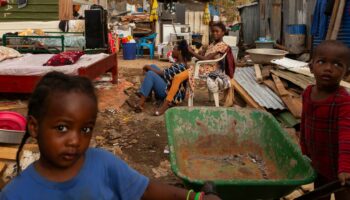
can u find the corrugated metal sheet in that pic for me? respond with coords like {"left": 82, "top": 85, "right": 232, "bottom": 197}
{"left": 238, "top": 3, "right": 260, "bottom": 45}
{"left": 239, "top": 0, "right": 317, "bottom": 47}
{"left": 282, "top": 0, "right": 317, "bottom": 48}
{"left": 253, "top": 0, "right": 317, "bottom": 47}
{"left": 313, "top": 0, "right": 350, "bottom": 48}
{"left": 234, "top": 67, "right": 286, "bottom": 110}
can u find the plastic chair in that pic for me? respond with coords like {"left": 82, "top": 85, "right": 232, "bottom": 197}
{"left": 136, "top": 33, "right": 157, "bottom": 59}
{"left": 188, "top": 52, "right": 228, "bottom": 107}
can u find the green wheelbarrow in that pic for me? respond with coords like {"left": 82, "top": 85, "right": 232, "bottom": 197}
{"left": 165, "top": 107, "right": 316, "bottom": 200}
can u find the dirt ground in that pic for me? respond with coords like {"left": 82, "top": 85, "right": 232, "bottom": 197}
{"left": 0, "top": 55, "right": 215, "bottom": 186}
{"left": 96, "top": 55, "right": 218, "bottom": 185}
{"left": 0, "top": 55, "right": 308, "bottom": 198}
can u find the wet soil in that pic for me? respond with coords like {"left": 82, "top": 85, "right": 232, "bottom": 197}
{"left": 177, "top": 121, "right": 284, "bottom": 181}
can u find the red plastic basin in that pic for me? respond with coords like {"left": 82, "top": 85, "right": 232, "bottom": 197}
{"left": 0, "top": 111, "right": 26, "bottom": 131}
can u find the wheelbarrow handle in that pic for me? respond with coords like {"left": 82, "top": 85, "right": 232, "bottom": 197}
{"left": 296, "top": 180, "right": 350, "bottom": 200}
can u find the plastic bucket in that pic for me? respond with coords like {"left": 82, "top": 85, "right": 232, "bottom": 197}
{"left": 123, "top": 43, "right": 137, "bottom": 60}
{"left": 192, "top": 34, "right": 203, "bottom": 48}
{"left": 287, "top": 24, "right": 306, "bottom": 35}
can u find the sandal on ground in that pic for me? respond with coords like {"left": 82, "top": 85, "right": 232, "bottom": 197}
{"left": 126, "top": 100, "right": 143, "bottom": 113}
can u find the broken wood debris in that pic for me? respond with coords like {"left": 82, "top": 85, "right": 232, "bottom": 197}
{"left": 254, "top": 64, "right": 263, "bottom": 83}
{"left": 272, "top": 75, "right": 302, "bottom": 118}
{"left": 271, "top": 69, "right": 314, "bottom": 89}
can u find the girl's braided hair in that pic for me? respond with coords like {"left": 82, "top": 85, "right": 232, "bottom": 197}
{"left": 16, "top": 71, "right": 97, "bottom": 174}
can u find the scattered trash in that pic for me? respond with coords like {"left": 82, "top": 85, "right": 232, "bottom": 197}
{"left": 152, "top": 160, "right": 171, "bottom": 178}
{"left": 163, "top": 145, "right": 169, "bottom": 154}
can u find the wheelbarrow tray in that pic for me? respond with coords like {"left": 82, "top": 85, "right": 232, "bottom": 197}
{"left": 165, "top": 107, "right": 316, "bottom": 200}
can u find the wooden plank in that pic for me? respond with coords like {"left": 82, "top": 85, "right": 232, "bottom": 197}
{"left": 259, "top": 0, "right": 266, "bottom": 35}
{"left": 0, "top": 144, "right": 39, "bottom": 161}
{"left": 7, "top": 0, "right": 57, "bottom": 4}
{"left": 261, "top": 65, "right": 273, "bottom": 79}
{"left": 272, "top": 75, "right": 301, "bottom": 118}
{"left": 0, "top": 5, "right": 58, "bottom": 12}
{"left": 0, "top": 162, "right": 7, "bottom": 174}
{"left": 264, "top": 79, "right": 300, "bottom": 97}
{"left": 271, "top": 69, "right": 313, "bottom": 89}
{"left": 0, "top": 13, "right": 58, "bottom": 21}
{"left": 263, "top": 79, "right": 279, "bottom": 94}
{"left": 254, "top": 64, "right": 263, "bottom": 83}
{"left": 0, "top": 146, "right": 19, "bottom": 160}
{"left": 330, "top": 0, "right": 345, "bottom": 40}
{"left": 271, "top": 0, "right": 282, "bottom": 41}
{"left": 272, "top": 74, "right": 289, "bottom": 97}
{"left": 326, "top": 0, "right": 340, "bottom": 39}
{"left": 230, "top": 79, "right": 262, "bottom": 109}
{"left": 0, "top": 103, "right": 26, "bottom": 111}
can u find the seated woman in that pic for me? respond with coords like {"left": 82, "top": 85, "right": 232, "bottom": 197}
{"left": 155, "top": 22, "right": 231, "bottom": 115}
{"left": 132, "top": 40, "right": 192, "bottom": 113}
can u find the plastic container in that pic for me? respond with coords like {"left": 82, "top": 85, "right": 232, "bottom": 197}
{"left": 286, "top": 24, "right": 306, "bottom": 54}
{"left": 255, "top": 41, "right": 275, "bottom": 49}
{"left": 0, "top": 111, "right": 26, "bottom": 131}
{"left": 165, "top": 107, "right": 316, "bottom": 200}
{"left": 246, "top": 48, "right": 288, "bottom": 64}
{"left": 192, "top": 34, "right": 203, "bottom": 47}
{"left": 122, "top": 43, "right": 137, "bottom": 60}
{"left": 287, "top": 24, "right": 307, "bottom": 35}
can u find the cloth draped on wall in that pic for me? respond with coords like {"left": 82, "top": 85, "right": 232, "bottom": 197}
{"left": 311, "top": 0, "right": 330, "bottom": 39}
{"left": 149, "top": 0, "right": 158, "bottom": 22}
{"left": 59, "top": 0, "right": 73, "bottom": 20}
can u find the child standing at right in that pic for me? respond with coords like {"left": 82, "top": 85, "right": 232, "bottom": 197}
{"left": 300, "top": 40, "right": 350, "bottom": 199}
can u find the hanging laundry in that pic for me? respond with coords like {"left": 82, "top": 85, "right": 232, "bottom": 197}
{"left": 17, "top": 0, "right": 27, "bottom": 9}
{"left": 203, "top": 2, "right": 210, "bottom": 25}
{"left": 0, "top": 0, "right": 8, "bottom": 7}
{"left": 149, "top": 0, "right": 158, "bottom": 22}
{"left": 311, "top": 0, "right": 329, "bottom": 39}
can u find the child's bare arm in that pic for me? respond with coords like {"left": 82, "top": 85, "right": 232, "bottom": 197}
{"left": 142, "top": 180, "right": 220, "bottom": 200}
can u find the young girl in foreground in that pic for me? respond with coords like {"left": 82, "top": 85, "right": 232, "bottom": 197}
{"left": 0, "top": 72, "right": 220, "bottom": 200}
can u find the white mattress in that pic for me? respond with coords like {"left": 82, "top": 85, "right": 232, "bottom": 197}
{"left": 0, "top": 53, "right": 109, "bottom": 76}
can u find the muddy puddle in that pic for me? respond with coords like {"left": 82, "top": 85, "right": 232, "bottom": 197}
{"left": 176, "top": 120, "right": 285, "bottom": 180}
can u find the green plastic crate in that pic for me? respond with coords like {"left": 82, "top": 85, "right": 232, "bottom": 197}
{"left": 165, "top": 107, "right": 316, "bottom": 200}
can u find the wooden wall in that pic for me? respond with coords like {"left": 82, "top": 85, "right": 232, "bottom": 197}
{"left": 185, "top": 11, "right": 210, "bottom": 45}
{"left": 0, "top": 0, "right": 58, "bottom": 22}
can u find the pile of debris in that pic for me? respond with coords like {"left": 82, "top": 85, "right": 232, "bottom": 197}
{"left": 232, "top": 57, "right": 350, "bottom": 128}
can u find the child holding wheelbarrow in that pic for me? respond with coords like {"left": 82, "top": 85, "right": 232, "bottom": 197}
{"left": 300, "top": 40, "right": 350, "bottom": 199}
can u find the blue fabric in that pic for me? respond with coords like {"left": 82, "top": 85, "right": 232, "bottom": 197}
{"left": 311, "top": 0, "right": 329, "bottom": 39}
{"left": 139, "top": 64, "right": 167, "bottom": 99}
{"left": 0, "top": 148, "right": 149, "bottom": 200}
{"left": 209, "top": 5, "right": 220, "bottom": 16}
